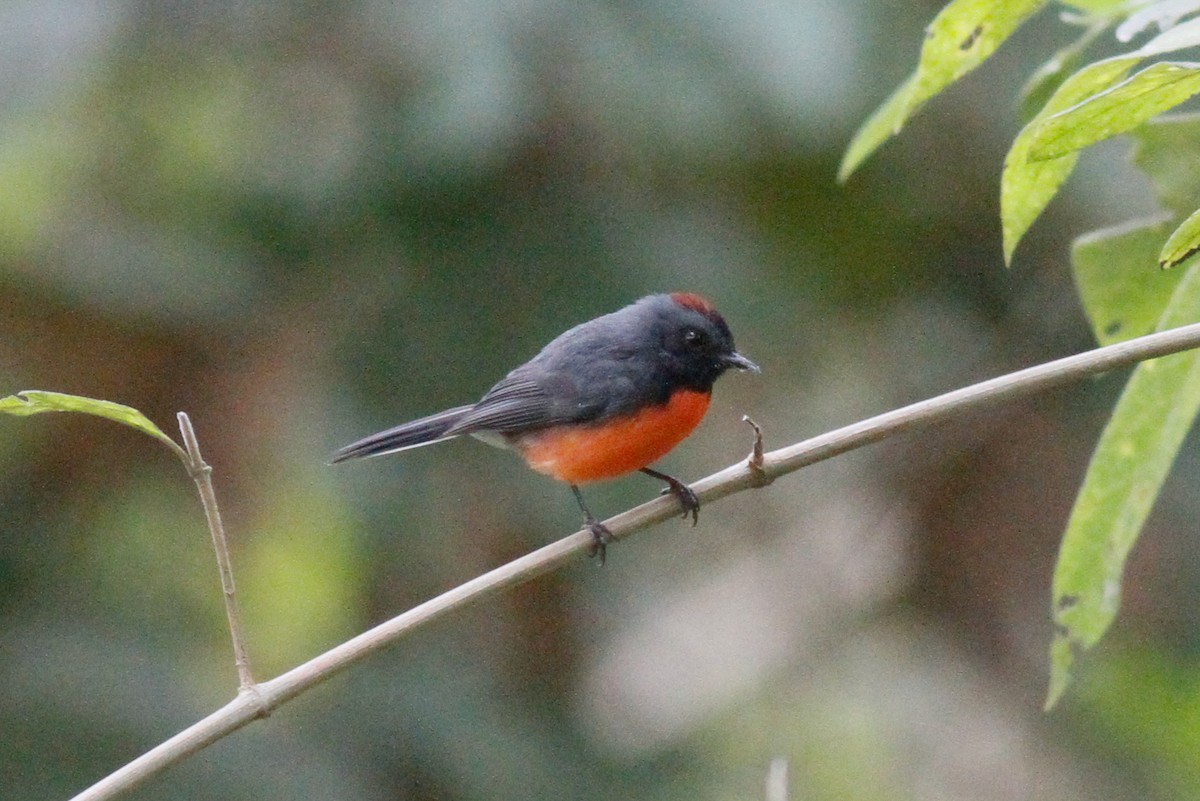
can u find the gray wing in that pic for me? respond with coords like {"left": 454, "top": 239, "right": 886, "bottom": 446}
{"left": 444, "top": 372, "right": 606, "bottom": 435}
{"left": 447, "top": 301, "right": 661, "bottom": 436}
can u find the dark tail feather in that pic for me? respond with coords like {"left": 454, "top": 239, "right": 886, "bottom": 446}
{"left": 330, "top": 405, "right": 473, "bottom": 463}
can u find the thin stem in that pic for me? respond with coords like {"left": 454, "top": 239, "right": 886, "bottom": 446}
{"left": 177, "top": 412, "right": 256, "bottom": 690}
{"left": 71, "top": 321, "right": 1200, "bottom": 801}
{"left": 766, "top": 757, "right": 789, "bottom": 801}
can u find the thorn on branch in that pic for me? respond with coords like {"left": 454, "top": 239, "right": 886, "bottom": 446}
{"left": 743, "top": 415, "right": 772, "bottom": 488}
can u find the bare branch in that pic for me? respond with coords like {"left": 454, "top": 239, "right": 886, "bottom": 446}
{"left": 69, "top": 321, "right": 1200, "bottom": 801}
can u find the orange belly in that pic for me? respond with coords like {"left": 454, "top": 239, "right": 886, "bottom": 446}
{"left": 516, "top": 390, "right": 711, "bottom": 484}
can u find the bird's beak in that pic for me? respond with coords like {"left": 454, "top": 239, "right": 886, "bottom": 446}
{"left": 724, "top": 351, "right": 760, "bottom": 373}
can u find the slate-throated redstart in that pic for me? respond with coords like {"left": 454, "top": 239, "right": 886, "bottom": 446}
{"left": 331, "top": 292, "right": 758, "bottom": 562}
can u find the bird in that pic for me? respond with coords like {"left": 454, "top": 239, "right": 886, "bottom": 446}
{"left": 331, "top": 292, "right": 758, "bottom": 562}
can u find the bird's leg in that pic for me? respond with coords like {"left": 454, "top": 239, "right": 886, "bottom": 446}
{"left": 572, "top": 485, "right": 613, "bottom": 565}
{"left": 641, "top": 467, "right": 699, "bottom": 526}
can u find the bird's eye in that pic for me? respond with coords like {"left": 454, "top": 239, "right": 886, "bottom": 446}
{"left": 683, "top": 328, "right": 707, "bottom": 348}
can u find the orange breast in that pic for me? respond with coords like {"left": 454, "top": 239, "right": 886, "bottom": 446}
{"left": 516, "top": 390, "right": 711, "bottom": 484}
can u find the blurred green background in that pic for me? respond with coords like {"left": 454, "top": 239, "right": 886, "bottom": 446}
{"left": 3, "top": 2, "right": 1198, "bottom": 799}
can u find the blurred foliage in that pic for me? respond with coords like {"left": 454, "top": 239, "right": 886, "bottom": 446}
{"left": 4, "top": 2, "right": 1200, "bottom": 801}
{"left": 845, "top": 0, "right": 1200, "bottom": 709}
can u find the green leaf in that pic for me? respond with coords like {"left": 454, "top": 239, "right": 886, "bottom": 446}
{"left": 838, "top": 74, "right": 917, "bottom": 182}
{"left": 840, "top": 0, "right": 1045, "bottom": 179}
{"left": 1002, "top": 56, "right": 1140, "bottom": 263}
{"left": 1073, "top": 218, "right": 1187, "bottom": 344}
{"left": 907, "top": 0, "right": 1048, "bottom": 113}
{"left": 0, "top": 390, "right": 185, "bottom": 460}
{"left": 1048, "top": 259, "right": 1200, "bottom": 709}
{"left": 1059, "top": 0, "right": 1130, "bottom": 11}
{"left": 1160, "top": 206, "right": 1200, "bottom": 268}
{"left": 1005, "top": 21, "right": 1200, "bottom": 261}
{"left": 1131, "top": 113, "right": 1200, "bottom": 217}
{"left": 1018, "top": 21, "right": 1109, "bottom": 124}
{"left": 1030, "top": 61, "right": 1200, "bottom": 162}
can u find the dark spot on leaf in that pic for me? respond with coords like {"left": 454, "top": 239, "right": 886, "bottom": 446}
{"left": 1056, "top": 594, "right": 1079, "bottom": 613}
{"left": 1104, "top": 321, "right": 1122, "bottom": 338}
{"left": 1052, "top": 625, "right": 1085, "bottom": 658}
{"left": 960, "top": 24, "right": 984, "bottom": 50}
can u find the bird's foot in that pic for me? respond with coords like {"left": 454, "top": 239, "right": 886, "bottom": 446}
{"left": 585, "top": 517, "right": 615, "bottom": 566}
{"left": 658, "top": 476, "right": 700, "bottom": 526}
